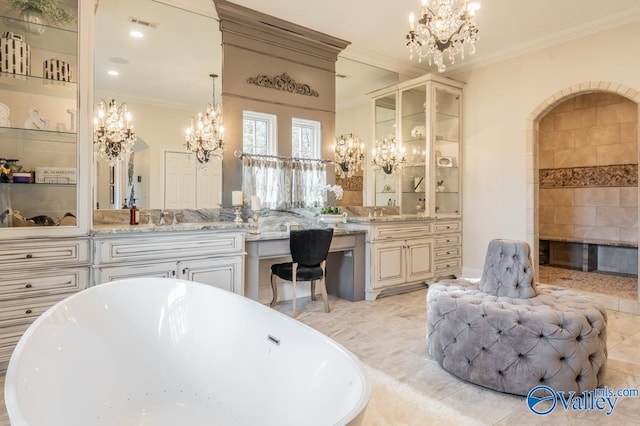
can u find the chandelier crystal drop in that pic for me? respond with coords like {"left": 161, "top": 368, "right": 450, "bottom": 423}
{"left": 334, "top": 133, "right": 365, "bottom": 178}
{"left": 93, "top": 99, "right": 137, "bottom": 166}
{"left": 185, "top": 73, "right": 224, "bottom": 167}
{"left": 372, "top": 137, "right": 406, "bottom": 175}
{"left": 405, "top": 0, "right": 480, "bottom": 72}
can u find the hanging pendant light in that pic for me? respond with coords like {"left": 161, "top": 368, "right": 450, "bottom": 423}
{"left": 185, "top": 73, "right": 224, "bottom": 168}
{"left": 93, "top": 99, "right": 137, "bottom": 166}
{"left": 334, "top": 133, "right": 364, "bottom": 178}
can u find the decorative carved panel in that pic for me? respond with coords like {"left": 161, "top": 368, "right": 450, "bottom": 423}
{"left": 246, "top": 73, "right": 319, "bottom": 97}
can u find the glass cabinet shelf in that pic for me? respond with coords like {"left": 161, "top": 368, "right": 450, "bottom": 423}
{"left": 0, "top": 15, "right": 78, "bottom": 55}
{"left": 0, "top": 72, "right": 76, "bottom": 97}
{"left": 0, "top": 127, "right": 76, "bottom": 143}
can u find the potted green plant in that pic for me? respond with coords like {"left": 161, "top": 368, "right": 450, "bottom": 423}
{"left": 7, "top": 0, "right": 74, "bottom": 33}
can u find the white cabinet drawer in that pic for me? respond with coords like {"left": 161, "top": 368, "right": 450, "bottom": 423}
{"left": 0, "top": 294, "right": 74, "bottom": 328}
{"left": 434, "top": 221, "right": 461, "bottom": 234}
{"left": 434, "top": 245, "right": 461, "bottom": 260}
{"left": 0, "top": 267, "right": 89, "bottom": 299}
{"left": 0, "top": 239, "right": 90, "bottom": 268}
{"left": 434, "top": 258, "right": 462, "bottom": 273}
{"left": 0, "top": 324, "right": 30, "bottom": 363}
{"left": 95, "top": 232, "right": 243, "bottom": 264}
{"left": 371, "top": 223, "right": 432, "bottom": 241}
{"left": 434, "top": 234, "right": 461, "bottom": 247}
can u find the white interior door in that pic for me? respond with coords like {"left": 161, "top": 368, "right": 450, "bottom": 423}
{"left": 164, "top": 151, "right": 196, "bottom": 209}
{"left": 196, "top": 157, "right": 222, "bottom": 208}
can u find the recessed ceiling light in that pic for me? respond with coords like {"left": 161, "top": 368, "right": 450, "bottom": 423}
{"left": 107, "top": 70, "right": 120, "bottom": 77}
{"left": 129, "top": 30, "right": 144, "bottom": 38}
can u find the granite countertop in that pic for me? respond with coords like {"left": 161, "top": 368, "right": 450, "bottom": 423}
{"left": 91, "top": 221, "right": 247, "bottom": 235}
{"left": 91, "top": 222, "right": 367, "bottom": 239}
{"left": 345, "top": 213, "right": 433, "bottom": 224}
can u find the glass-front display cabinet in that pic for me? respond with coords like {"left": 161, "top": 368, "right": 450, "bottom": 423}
{"left": 0, "top": 0, "right": 89, "bottom": 237}
{"left": 370, "top": 74, "right": 463, "bottom": 217}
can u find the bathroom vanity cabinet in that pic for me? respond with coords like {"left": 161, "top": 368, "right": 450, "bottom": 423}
{"left": 92, "top": 230, "right": 245, "bottom": 295}
{"left": 345, "top": 217, "right": 461, "bottom": 301}
{"left": 0, "top": 237, "right": 91, "bottom": 367}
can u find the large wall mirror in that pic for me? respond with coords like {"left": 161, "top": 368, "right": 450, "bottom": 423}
{"left": 93, "top": 0, "right": 398, "bottom": 213}
{"left": 94, "top": 0, "right": 221, "bottom": 210}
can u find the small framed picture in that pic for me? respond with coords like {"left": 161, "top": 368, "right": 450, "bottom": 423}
{"left": 437, "top": 156, "right": 454, "bottom": 167}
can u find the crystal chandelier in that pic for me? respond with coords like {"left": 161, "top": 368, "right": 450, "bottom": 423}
{"left": 93, "top": 99, "right": 137, "bottom": 166}
{"left": 185, "top": 73, "right": 224, "bottom": 167}
{"left": 372, "top": 137, "right": 406, "bottom": 174}
{"left": 334, "top": 133, "right": 364, "bottom": 178}
{"left": 405, "top": 0, "right": 480, "bottom": 72}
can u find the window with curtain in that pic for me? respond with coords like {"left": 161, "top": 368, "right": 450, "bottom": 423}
{"left": 291, "top": 118, "right": 324, "bottom": 207}
{"left": 241, "top": 113, "right": 326, "bottom": 209}
{"left": 242, "top": 111, "right": 282, "bottom": 207}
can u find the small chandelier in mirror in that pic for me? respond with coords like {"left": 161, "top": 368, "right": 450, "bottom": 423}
{"left": 93, "top": 99, "right": 137, "bottom": 166}
{"left": 334, "top": 133, "right": 364, "bottom": 178}
{"left": 185, "top": 73, "right": 224, "bottom": 167}
{"left": 372, "top": 137, "right": 405, "bottom": 175}
{"left": 405, "top": 0, "right": 480, "bottom": 72}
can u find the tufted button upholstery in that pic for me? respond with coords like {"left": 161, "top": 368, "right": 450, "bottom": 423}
{"left": 426, "top": 240, "right": 607, "bottom": 397}
{"left": 479, "top": 239, "right": 536, "bottom": 298}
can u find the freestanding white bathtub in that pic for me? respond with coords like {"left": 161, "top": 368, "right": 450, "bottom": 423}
{"left": 5, "top": 277, "right": 370, "bottom": 425}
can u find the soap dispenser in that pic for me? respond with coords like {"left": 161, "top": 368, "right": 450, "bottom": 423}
{"left": 129, "top": 199, "right": 139, "bottom": 225}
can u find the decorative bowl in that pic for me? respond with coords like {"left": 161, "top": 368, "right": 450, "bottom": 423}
{"left": 319, "top": 213, "right": 347, "bottom": 227}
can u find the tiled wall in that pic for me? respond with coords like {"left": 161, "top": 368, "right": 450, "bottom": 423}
{"left": 539, "top": 93, "right": 638, "bottom": 243}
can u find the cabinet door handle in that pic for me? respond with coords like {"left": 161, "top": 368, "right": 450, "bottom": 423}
{"left": 25, "top": 309, "right": 32, "bottom": 314}
{"left": 25, "top": 254, "right": 33, "bottom": 259}
{"left": 171, "top": 270, "right": 176, "bottom": 277}
{"left": 25, "top": 284, "right": 33, "bottom": 289}
{"left": 182, "top": 268, "right": 188, "bottom": 275}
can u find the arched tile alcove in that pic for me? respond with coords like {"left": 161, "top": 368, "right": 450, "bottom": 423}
{"left": 526, "top": 82, "right": 640, "bottom": 313}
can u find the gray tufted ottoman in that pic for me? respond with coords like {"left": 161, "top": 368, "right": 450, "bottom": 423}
{"left": 427, "top": 239, "right": 607, "bottom": 396}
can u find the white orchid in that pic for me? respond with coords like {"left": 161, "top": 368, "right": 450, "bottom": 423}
{"left": 319, "top": 184, "right": 343, "bottom": 201}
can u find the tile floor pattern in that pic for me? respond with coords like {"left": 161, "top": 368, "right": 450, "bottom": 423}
{"left": 539, "top": 265, "right": 637, "bottom": 300}
{"left": 1, "top": 286, "right": 639, "bottom": 425}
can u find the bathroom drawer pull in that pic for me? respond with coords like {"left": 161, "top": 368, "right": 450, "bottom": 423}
{"left": 25, "top": 284, "right": 33, "bottom": 288}
{"left": 25, "top": 309, "right": 32, "bottom": 314}
{"left": 171, "top": 270, "right": 176, "bottom": 277}
{"left": 25, "top": 254, "right": 33, "bottom": 259}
